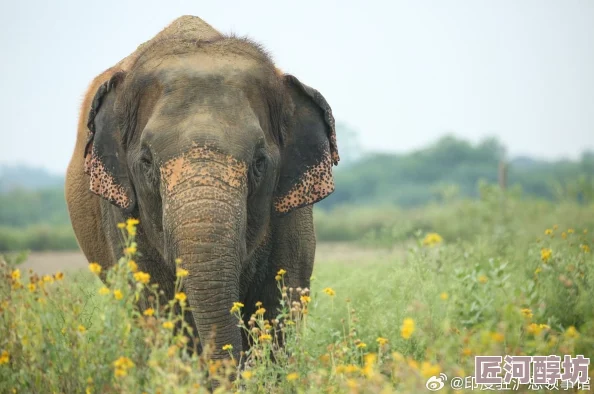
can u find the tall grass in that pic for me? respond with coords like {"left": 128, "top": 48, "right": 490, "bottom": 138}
{"left": 1, "top": 185, "right": 593, "bottom": 393}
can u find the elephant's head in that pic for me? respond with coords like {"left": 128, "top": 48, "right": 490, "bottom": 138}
{"left": 83, "top": 37, "right": 339, "bottom": 358}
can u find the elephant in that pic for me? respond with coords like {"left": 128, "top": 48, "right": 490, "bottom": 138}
{"left": 65, "top": 15, "right": 339, "bottom": 361}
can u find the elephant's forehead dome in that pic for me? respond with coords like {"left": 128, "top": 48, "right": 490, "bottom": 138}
{"left": 130, "top": 36, "right": 275, "bottom": 78}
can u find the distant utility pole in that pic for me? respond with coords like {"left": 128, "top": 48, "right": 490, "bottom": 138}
{"left": 498, "top": 161, "right": 508, "bottom": 191}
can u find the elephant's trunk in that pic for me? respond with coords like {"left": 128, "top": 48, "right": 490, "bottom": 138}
{"left": 161, "top": 149, "right": 248, "bottom": 360}
{"left": 173, "top": 219, "right": 243, "bottom": 360}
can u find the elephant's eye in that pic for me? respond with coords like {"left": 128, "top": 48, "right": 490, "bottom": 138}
{"left": 141, "top": 156, "right": 152, "bottom": 167}
{"left": 140, "top": 150, "right": 153, "bottom": 167}
{"left": 253, "top": 155, "right": 267, "bottom": 178}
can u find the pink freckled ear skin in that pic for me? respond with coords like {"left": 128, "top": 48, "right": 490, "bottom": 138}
{"left": 274, "top": 152, "right": 335, "bottom": 213}
{"left": 84, "top": 145, "right": 131, "bottom": 209}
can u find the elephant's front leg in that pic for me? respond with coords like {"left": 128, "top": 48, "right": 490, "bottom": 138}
{"left": 255, "top": 206, "right": 316, "bottom": 345}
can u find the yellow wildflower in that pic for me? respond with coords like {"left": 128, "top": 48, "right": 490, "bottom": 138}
{"left": 362, "top": 353, "right": 377, "bottom": 377}
{"left": 527, "top": 323, "right": 550, "bottom": 336}
{"left": 401, "top": 318, "right": 415, "bottom": 339}
{"left": 28, "top": 283, "right": 36, "bottom": 293}
{"left": 241, "top": 370, "right": 253, "bottom": 380}
{"left": 125, "top": 218, "right": 139, "bottom": 236}
{"left": 561, "top": 232, "right": 567, "bottom": 239}
{"left": 0, "top": 350, "right": 9, "bottom": 364}
{"left": 376, "top": 337, "right": 389, "bottom": 346}
{"left": 113, "top": 290, "right": 123, "bottom": 300}
{"left": 42, "top": 275, "right": 53, "bottom": 284}
{"left": 300, "top": 295, "right": 311, "bottom": 304}
{"left": 323, "top": 287, "right": 336, "bottom": 296}
{"left": 277, "top": 268, "right": 287, "bottom": 276}
{"left": 174, "top": 292, "right": 187, "bottom": 303}
{"left": 286, "top": 372, "right": 299, "bottom": 382}
{"left": 255, "top": 307, "right": 266, "bottom": 316}
{"left": 99, "top": 287, "right": 110, "bottom": 295}
{"left": 11, "top": 269, "right": 20, "bottom": 281}
{"left": 346, "top": 379, "right": 358, "bottom": 389}
{"left": 440, "top": 292, "right": 449, "bottom": 300}
{"left": 490, "top": 332, "right": 504, "bottom": 343}
{"left": 143, "top": 308, "right": 154, "bottom": 316}
{"left": 259, "top": 334, "right": 272, "bottom": 342}
{"left": 117, "top": 222, "right": 126, "bottom": 229}
{"left": 462, "top": 348, "right": 472, "bottom": 356}
{"left": 255, "top": 301, "right": 263, "bottom": 307}
{"left": 78, "top": 325, "right": 86, "bottom": 333}
{"left": 520, "top": 308, "right": 533, "bottom": 319}
{"left": 113, "top": 356, "right": 134, "bottom": 378}
{"left": 421, "top": 362, "right": 441, "bottom": 378}
{"left": 167, "top": 345, "right": 178, "bottom": 358}
{"left": 407, "top": 358, "right": 419, "bottom": 370}
{"left": 540, "top": 248, "right": 552, "bottom": 262}
{"left": 176, "top": 268, "right": 189, "bottom": 277}
{"left": 54, "top": 272, "right": 64, "bottom": 280}
{"left": 275, "top": 275, "right": 282, "bottom": 281}
{"left": 222, "top": 344, "right": 233, "bottom": 351}
{"left": 113, "top": 357, "right": 134, "bottom": 369}
{"left": 356, "top": 342, "right": 367, "bottom": 349}
{"left": 534, "top": 267, "right": 542, "bottom": 275}
{"left": 162, "top": 321, "right": 174, "bottom": 330}
{"left": 230, "top": 302, "right": 244, "bottom": 313}
{"left": 580, "top": 244, "right": 590, "bottom": 253}
{"left": 478, "top": 275, "right": 488, "bottom": 284}
{"left": 565, "top": 326, "right": 579, "bottom": 338}
{"left": 127, "top": 260, "right": 138, "bottom": 273}
{"left": 422, "top": 232, "right": 443, "bottom": 247}
{"left": 545, "top": 229, "right": 553, "bottom": 236}
{"left": 88, "top": 263, "right": 102, "bottom": 275}
{"left": 133, "top": 271, "right": 150, "bottom": 284}
{"left": 125, "top": 246, "right": 137, "bottom": 255}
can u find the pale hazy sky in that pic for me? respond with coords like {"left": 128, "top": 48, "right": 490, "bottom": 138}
{"left": 1, "top": 0, "right": 592, "bottom": 173}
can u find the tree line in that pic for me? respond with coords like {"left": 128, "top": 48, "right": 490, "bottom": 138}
{"left": 0, "top": 129, "right": 592, "bottom": 251}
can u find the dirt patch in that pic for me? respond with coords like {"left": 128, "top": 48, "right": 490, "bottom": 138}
{"left": 17, "top": 251, "right": 88, "bottom": 276}
{"left": 314, "top": 242, "right": 408, "bottom": 265}
{"left": 6, "top": 242, "right": 405, "bottom": 275}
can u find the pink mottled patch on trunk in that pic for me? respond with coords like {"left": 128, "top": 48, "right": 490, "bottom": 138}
{"left": 160, "top": 145, "right": 248, "bottom": 194}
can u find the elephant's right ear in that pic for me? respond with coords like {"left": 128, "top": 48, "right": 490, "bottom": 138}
{"left": 83, "top": 72, "right": 136, "bottom": 212}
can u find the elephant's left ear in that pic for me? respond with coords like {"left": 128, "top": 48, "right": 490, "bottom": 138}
{"left": 274, "top": 74, "right": 340, "bottom": 215}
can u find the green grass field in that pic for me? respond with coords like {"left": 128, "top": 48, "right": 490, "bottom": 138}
{"left": 1, "top": 187, "right": 593, "bottom": 393}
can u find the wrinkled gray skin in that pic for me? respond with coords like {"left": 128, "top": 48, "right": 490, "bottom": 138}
{"left": 67, "top": 33, "right": 339, "bottom": 363}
